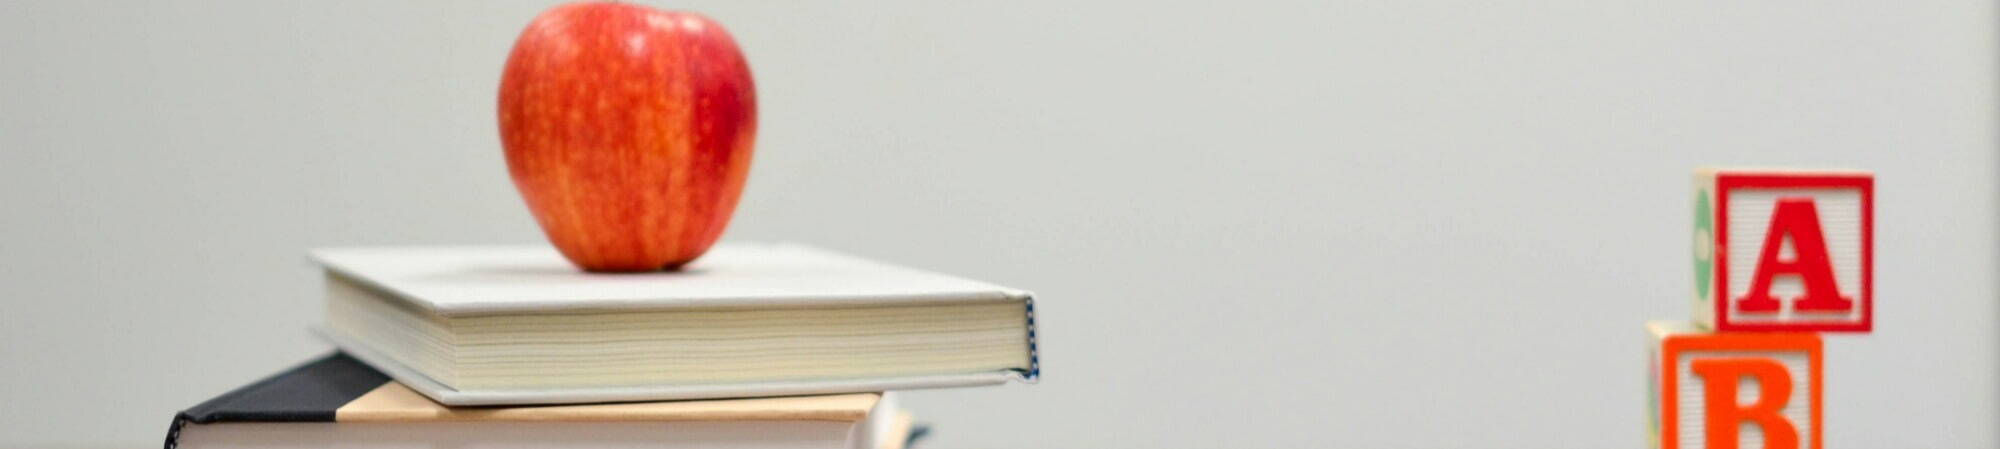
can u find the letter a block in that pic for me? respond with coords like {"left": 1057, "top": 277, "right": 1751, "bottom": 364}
{"left": 1649, "top": 322, "right": 1821, "bottom": 449}
{"left": 1692, "top": 168, "right": 1872, "bottom": 332}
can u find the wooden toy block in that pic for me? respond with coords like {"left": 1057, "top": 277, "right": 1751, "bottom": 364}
{"left": 1649, "top": 321, "right": 1821, "bottom": 449}
{"left": 1692, "top": 168, "right": 1872, "bottom": 332}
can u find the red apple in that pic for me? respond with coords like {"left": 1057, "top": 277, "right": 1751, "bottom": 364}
{"left": 498, "top": 2, "right": 756, "bottom": 272}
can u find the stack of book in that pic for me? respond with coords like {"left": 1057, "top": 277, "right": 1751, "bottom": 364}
{"left": 166, "top": 243, "right": 1041, "bottom": 449}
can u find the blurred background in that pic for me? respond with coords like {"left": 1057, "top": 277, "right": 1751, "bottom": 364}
{"left": 2, "top": 1, "right": 1995, "bottom": 447}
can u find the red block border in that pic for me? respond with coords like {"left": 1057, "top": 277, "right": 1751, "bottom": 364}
{"left": 1714, "top": 172, "right": 1873, "bottom": 332}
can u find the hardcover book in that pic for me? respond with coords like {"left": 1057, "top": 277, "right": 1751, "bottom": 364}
{"left": 312, "top": 243, "right": 1040, "bottom": 405}
{"left": 167, "top": 353, "right": 918, "bottom": 449}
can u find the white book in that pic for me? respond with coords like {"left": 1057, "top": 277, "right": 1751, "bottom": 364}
{"left": 311, "top": 243, "right": 1039, "bottom": 406}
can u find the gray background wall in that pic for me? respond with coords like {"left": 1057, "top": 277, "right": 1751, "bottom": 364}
{"left": 2, "top": 1, "right": 1995, "bottom": 447}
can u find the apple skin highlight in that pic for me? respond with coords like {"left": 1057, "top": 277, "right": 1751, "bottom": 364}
{"left": 498, "top": 2, "right": 756, "bottom": 272}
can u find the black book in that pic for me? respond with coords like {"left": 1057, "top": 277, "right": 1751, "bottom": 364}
{"left": 168, "top": 353, "right": 920, "bottom": 449}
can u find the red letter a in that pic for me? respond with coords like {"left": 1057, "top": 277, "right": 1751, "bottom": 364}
{"left": 1735, "top": 197, "right": 1852, "bottom": 313}
{"left": 1692, "top": 358, "right": 1799, "bottom": 449}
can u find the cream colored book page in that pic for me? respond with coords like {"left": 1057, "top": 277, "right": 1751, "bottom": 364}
{"left": 334, "top": 382, "right": 877, "bottom": 423}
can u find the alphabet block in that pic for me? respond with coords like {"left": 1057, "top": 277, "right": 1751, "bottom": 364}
{"left": 1649, "top": 321, "right": 1822, "bottom": 449}
{"left": 1692, "top": 168, "right": 1872, "bottom": 332}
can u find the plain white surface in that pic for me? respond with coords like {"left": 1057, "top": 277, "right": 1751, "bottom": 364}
{"left": 1, "top": 1, "right": 1995, "bottom": 448}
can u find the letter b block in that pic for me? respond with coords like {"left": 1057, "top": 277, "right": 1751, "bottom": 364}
{"left": 1649, "top": 322, "right": 1822, "bottom": 449}
{"left": 1693, "top": 168, "right": 1872, "bottom": 332}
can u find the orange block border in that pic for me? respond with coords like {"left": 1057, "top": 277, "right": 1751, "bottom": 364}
{"left": 1659, "top": 332, "right": 1823, "bottom": 449}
